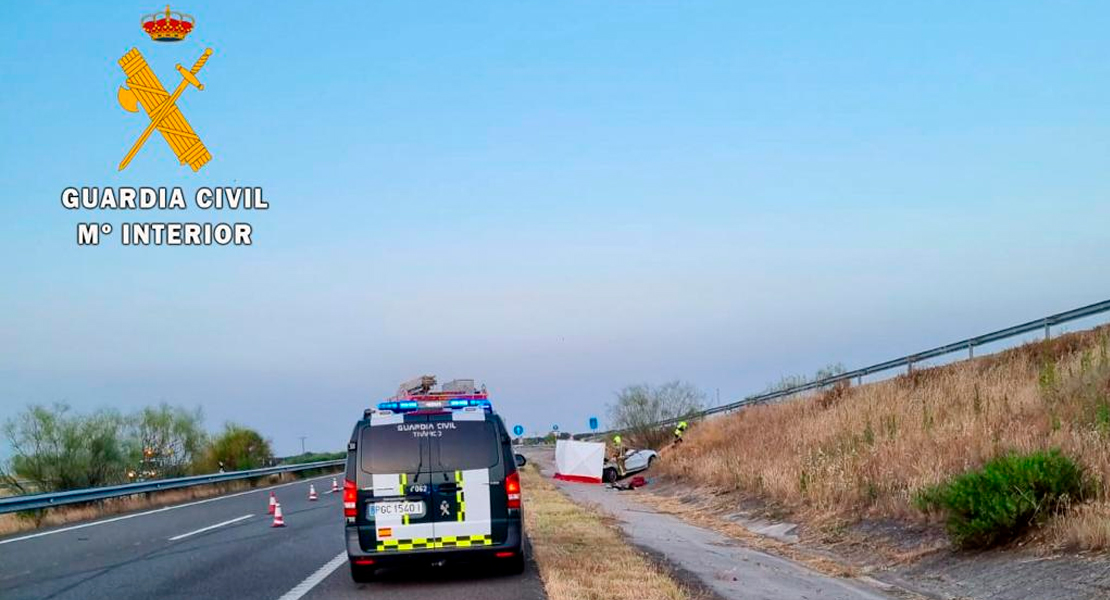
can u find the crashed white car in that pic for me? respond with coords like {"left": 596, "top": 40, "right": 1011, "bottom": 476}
{"left": 603, "top": 448, "right": 658, "bottom": 483}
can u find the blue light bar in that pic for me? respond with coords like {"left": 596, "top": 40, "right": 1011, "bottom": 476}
{"left": 376, "top": 398, "right": 493, "bottom": 413}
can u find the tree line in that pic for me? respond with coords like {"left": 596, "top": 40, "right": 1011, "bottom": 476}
{"left": 0, "top": 403, "right": 274, "bottom": 495}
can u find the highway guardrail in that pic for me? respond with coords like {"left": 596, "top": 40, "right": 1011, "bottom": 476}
{"left": 0, "top": 459, "right": 345, "bottom": 515}
{"left": 591, "top": 298, "right": 1110, "bottom": 438}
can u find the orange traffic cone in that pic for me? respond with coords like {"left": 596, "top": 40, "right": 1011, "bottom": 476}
{"left": 308, "top": 484, "right": 318, "bottom": 501}
{"left": 268, "top": 491, "right": 277, "bottom": 515}
{"left": 331, "top": 477, "right": 339, "bottom": 493}
{"left": 271, "top": 502, "right": 286, "bottom": 527}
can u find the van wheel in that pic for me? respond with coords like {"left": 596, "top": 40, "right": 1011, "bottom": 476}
{"left": 603, "top": 468, "right": 618, "bottom": 483}
{"left": 350, "top": 562, "right": 376, "bottom": 583}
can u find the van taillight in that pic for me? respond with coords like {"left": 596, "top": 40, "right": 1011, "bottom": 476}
{"left": 505, "top": 471, "right": 521, "bottom": 509}
{"left": 343, "top": 479, "right": 357, "bottom": 517}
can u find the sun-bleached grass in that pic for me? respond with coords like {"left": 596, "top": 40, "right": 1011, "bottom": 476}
{"left": 657, "top": 326, "right": 1110, "bottom": 550}
{"left": 1046, "top": 501, "right": 1110, "bottom": 551}
{"left": 521, "top": 465, "right": 692, "bottom": 600}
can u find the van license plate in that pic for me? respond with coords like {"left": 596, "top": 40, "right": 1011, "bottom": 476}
{"left": 368, "top": 501, "right": 426, "bottom": 519}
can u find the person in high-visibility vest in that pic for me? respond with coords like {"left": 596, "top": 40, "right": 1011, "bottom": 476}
{"left": 673, "top": 421, "right": 689, "bottom": 445}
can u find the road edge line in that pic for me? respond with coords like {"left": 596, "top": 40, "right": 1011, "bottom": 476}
{"left": 275, "top": 551, "right": 347, "bottom": 600}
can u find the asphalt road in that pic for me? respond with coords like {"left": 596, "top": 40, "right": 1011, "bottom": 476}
{"left": 0, "top": 474, "right": 545, "bottom": 600}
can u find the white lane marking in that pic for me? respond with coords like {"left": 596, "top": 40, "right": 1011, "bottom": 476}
{"left": 0, "top": 473, "right": 336, "bottom": 546}
{"left": 168, "top": 513, "right": 253, "bottom": 541}
{"left": 276, "top": 551, "right": 347, "bottom": 600}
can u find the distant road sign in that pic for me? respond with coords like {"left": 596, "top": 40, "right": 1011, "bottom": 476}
{"left": 552, "top": 424, "right": 559, "bottom": 432}
{"left": 513, "top": 425, "right": 524, "bottom": 437}
{"left": 588, "top": 417, "right": 599, "bottom": 431}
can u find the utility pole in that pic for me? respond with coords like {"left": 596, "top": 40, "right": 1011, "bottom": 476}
{"left": 298, "top": 436, "right": 307, "bottom": 454}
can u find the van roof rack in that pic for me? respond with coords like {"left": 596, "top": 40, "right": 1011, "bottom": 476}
{"left": 365, "top": 376, "right": 491, "bottom": 417}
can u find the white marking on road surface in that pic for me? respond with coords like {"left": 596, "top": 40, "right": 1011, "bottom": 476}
{"left": 275, "top": 551, "right": 347, "bottom": 600}
{"left": 0, "top": 473, "right": 336, "bottom": 546}
{"left": 168, "top": 513, "right": 253, "bottom": 541}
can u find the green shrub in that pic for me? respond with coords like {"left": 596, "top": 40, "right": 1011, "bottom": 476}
{"left": 914, "top": 449, "right": 1089, "bottom": 549}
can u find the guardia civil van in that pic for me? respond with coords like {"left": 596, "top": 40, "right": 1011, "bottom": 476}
{"left": 343, "top": 378, "right": 527, "bottom": 581}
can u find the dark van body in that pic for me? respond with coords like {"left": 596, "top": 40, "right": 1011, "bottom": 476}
{"left": 344, "top": 405, "right": 525, "bottom": 581}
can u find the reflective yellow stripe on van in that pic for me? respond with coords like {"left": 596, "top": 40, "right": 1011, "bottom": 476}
{"left": 455, "top": 470, "right": 465, "bottom": 521}
{"left": 400, "top": 472, "right": 409, "bottom": 524}
{"left": 376, "top": 535, "right": 492, "bottom": 552}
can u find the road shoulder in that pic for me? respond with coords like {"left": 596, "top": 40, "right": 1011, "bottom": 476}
{"left": 520, "top": 465, "right": 708, "bottom": 600}
{"left": 528, "top": 450, "right": 901, "bottom": 600}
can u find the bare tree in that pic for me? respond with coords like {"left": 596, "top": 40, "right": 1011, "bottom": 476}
{"left": 608, "top": 381, "right": 705, "bottom": 448}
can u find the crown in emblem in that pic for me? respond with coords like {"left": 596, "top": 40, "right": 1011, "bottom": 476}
{"left": 142, "top": 5, "right": 195, "bottom": 42}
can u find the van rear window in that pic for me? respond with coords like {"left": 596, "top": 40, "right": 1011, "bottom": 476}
{"left": 359, "top": 424, "right": 425, "bottom": 474}
{"left": 435, "top": 421, "right": 500, "bottom": 471}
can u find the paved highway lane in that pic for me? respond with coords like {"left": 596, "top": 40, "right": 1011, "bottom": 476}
{"left": 296, "top": 545, "right": 546, "bottom": 600}
{"left": 0, "top": 475, "right": 546, "bottom": 600}
{"left": 0, "top": 474, "right": 342, "bottom": 600}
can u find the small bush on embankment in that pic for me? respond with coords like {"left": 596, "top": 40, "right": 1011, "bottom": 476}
{"left": 656, "top": 325, "right": 1110, "bottom": 550}
{"left": 914, "top": 450, "right": 1090, "bottom": 548}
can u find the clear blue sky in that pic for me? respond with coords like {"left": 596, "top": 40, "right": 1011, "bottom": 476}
{"left": 1, "top": 1, "right": 1108, "bottom": 455}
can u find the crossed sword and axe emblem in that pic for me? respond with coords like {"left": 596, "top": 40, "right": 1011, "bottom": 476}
{"left": 116, "top": 47, "right": 213, "bottom": 171}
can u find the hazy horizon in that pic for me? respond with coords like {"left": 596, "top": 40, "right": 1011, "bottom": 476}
{"left": 2, "top": 1, "right": 1109, "bottom": 455}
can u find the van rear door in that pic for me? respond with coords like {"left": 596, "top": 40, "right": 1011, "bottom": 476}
{"left": 427, "top": 410, "right": 507, "bottom": 547}
{"left": 356, "top": 413, "right": 435, "bottom": 552}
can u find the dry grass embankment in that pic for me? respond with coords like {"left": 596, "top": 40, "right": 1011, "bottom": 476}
{"left": 0, "top": 467, "right": 342, "bottom": 537}
{"left": 520, "top": 465, "right": 693, "bottom": 600}
{"left": 657, "top": 326, "right": 1110, "bottom": 551}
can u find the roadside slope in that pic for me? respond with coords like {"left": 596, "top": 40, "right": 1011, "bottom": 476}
{"left": 659, "top": 325, "right": 1110, "bottom": 550}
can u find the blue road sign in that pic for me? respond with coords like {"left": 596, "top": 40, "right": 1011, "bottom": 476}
{"left": 589, "top": 417, "right": 599, "bottom": 431}
{"left": 513, "top": 425, "right": 524, "bottom": 437}
{"left": 552, "top": 424, "right": 559, "bottom": 432}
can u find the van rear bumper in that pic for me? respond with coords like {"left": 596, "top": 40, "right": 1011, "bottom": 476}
{"left": 345, "top": 522, "right": 523, "bottom": 567}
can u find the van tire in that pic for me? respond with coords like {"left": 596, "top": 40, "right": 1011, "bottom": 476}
{"left": 350, "top": 562, "right": 376, "bottom": 583}
{"left": 603, "top": 467, "right": 618, "bottom": 483}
